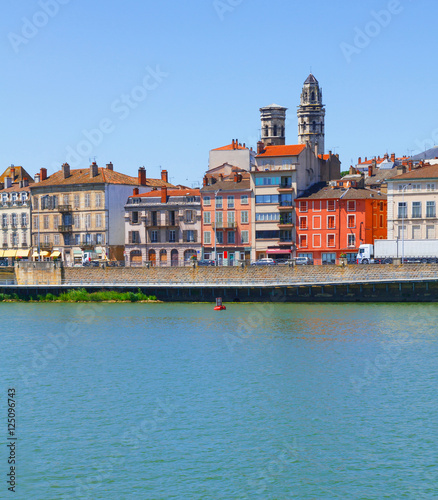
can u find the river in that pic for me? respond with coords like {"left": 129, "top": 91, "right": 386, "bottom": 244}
{"left": 1, "top": 302, "right": 437, "bottom": 499}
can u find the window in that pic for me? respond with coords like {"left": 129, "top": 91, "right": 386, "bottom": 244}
{"left": 131, "top": 212, "right": 139, "bottom": 224}
{"left": 412, "top": 225, "right": 421, "bottom": 239}
{"left": 227, "top": 231, "right": 235, "bottom": 244}
{"left": 53, "top": 215, "right": 59, "bottom": 229}
{"left": 347, "top": 215, "right": 355, "bottom": 228}
{"left": 227, "top": 196, "right": 234, "bottom": 208}
{"left": 129, "top": 231, "right": 140, "bottom": 244}
{"left": 43, "top": 234, "right": 50, "bottom": 245}
{"left": 43, "top": 215, "right": 49, "bottom": 229}
{"left": 169, "top": 230, "right": 176, "bottom": 243}
{"left": 327, "top": 200, "right": 335, "bottom": 211}
{"left": 313, "top": 216, "right": 321, "bottom": 229}
{"left": 313, "top": 234, "right": 321, "bottom": 247}
{"left": 412, "top": 184, "right": 421, "bottom": 192}
{"left": 327, "top": 215, "right": 335, "bottom": 229}
{"left": 255, "top": 176, "right": 281, "bottom": 186}
{"left": 186, "top": 230, "right": 195, "bottom": 242}
{"left": 150, "top": 230, "right": 158, "bottom": 243}
{"left": 73, "top": 215, "right": 80, "bottom": 228}
{"left": 216, "top": 196, "right": 223, "bottom": 208}
{"left": 348, "top": 234, "right": 356, "bottom": 247}
{"left": 204, "top": 231, "right": 211, "bottom": 244}
{"left": 255, "top": 194, "right": 279, "bottom": 204}
{"left": 227, "top": 211, "right": 235, "bottom": 226}
{"left": 322, "top": 253, "right": 336, "bottom": 264}
{"left": 74, "top": 234, "right": 80, "bottom": 245}
{"left": 204, "top": 212, "right": 211, "bottom": 224}
{"left": 11, "top": 193, "right": 18, "bottom": 204}
{"left": 95, "top": 193, "right": 102, "bottom": 208}
{"left": 22, "top": 233, "right": 27, "bottom": 245}
{"left": 85, "top": 214, "right": 91, "bottom": 228}
{"left": 313, "top": 200, "right": 321, "bottom": 211}
{"left": 426, "top": 225, "right": 435, "bottom": 239}
{"left": 2, "top": 214, "right": 7, "bottom": 227}
{"left": 241, "top": 230, "right": 249, "bottom": 244}
{"left": 84, "top": 193, "right": 90, "bottom": 208}
{"left": 426, "top": 201, "right": 436, "bottom": 218}
{"left": 74, "top": 194, "right": 80, "bottom": 208}
{"left": 96, "top": 214, "right": 102, "bottom": 227}
{"left": 255, "top": 230, "right": 280, "bottom": 239}
{"left": 398, "top": 225, "right": 406, "bottom": 238}
{"left": 21, "top": 213, "right": 27, "bottom": 226}
{"left": 279, "top": 194, "right": 292, "bottom": 207}
{"left": 241, "top": 211, "right": 249, "bottom": 223}
{"left": 216, "top": 231, "right": 223, "bottom": 244}
{"left": 299, "top": 201, "right": 308, "bottom": 212}
{"left": 299, "top": 234, "right": 307, "bottom": 248}
{"left": 204, "top": 196, "right": 211, "bottom": 206}
{"left": 63, "top": 194, "right": 69, "bottom": 205}
{"left": 380, "top": 202, "right": 384, "bottom": 211}
{"left": 327, "top": 234, "right": 335, "bottom": 247}
{"left": 33, "top": 197, "right": 39, "bottom": 209}
{"left": 412, "top": 201, "right": 422, "bottom": 218}
{"left": 255, "top": 213, "right": 280, "bottom": 221}
{"left": 54, "top": 234, "right": 60, "bottom": 245}
{"left": 241, "top": 195, "right": 248, "bottom": 205}
{"left": 426, "top": 183, "right": 435, "bottom": 192}
{"left": 96, "top": 234, "right": 103, "bottom": 244}
{"left": 347, "top": 201, "right": 356, "bottom": 211}
{"left": 33, "top": 216, "right": 39, "bottom": 229}
{"left": 398, "top": 202, "right": 407, "bottom": 218}
{"left": 379, "top": 214, "right": 384, "bottom": 228}
{"left": 215, "top": 212, "right": 223, "bottom": 226}
{"left": 299, "top": 217, "right": 307, "bottom": 230}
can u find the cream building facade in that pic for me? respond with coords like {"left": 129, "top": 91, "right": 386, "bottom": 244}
{"left": 387, "top": 164, "right": 438, "bottom": 240}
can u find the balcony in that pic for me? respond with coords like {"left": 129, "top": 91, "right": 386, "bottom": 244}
{"left": 212, "top": 221, "right": 237, "bottom": 229}
{"left": 278, "top": 203, "right": 294, "bottom": 210}
{"left": 277, "top": 183, "right": 294, "bottom": 193}
{"left": 58, "top": 225, "right": 72, "bottom": 232}
{"left": 58, "top": 205, "right": 72, "bottom": 213}
{"left": 81, "top": 243, "right": 95, "bottom": 251}
{"left": 278, "top": 220, "right": 294, "bottom": 228}
{"left": 40, "top": 242, "right": 53, "bottom": 250}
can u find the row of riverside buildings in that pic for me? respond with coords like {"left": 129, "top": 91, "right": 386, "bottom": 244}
{"left": 4, "top": 74, "right": 438, "bottom": 266}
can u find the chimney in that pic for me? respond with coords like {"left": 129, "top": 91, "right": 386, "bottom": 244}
{"left": 257, "top": 141, "right": 265, "bottom": 154}
{"left": 133, "top": 187, "right": 139, "bottom": 196}
{"left": 408, "top": 160, "right": 413, "bottom": 172}
{"left": 161, "top": 186, "right": 167, "bottom": 204}
{"left": 138, "top": 167, "right": 146, "bottom": 186}
{"left": 358, "top": 157, "right": 362, "bottom": 164}
{"left": 106, "top": 162, "right": 113, "bottom": 170}
{"left": 34, "top": 173, "right": 40, "bottom": 183}
{"left": 384, "top": 153, "right": 389, "bottom": 159}
{"left": 336, "top": 154, "right": 339, "bottom": 158}
{"left": 232, "top": 139, "right": 235, "bottom": 149}
{"left": 349, "top": 165, "right": 354, "bottom": 174}
{"left": 4, "top": 177, "right": 12, "bottom": 188}
{"left": 397, "top": 165, "right": 406, "bottom": 175}
{"left": 233, "top": 172, "right": 238, "bottom": 182}
{"left": 62, "top": 163, "right": 70, "bottom": 179}
{"left": 218, "top": 174, "right": 224, "bottom": 182}
{"left": 368, "top": 165, "right": 372, "bottom": 178}
{"left": 40, "top": 167, "right": 47, "bottom": 181}
{"left": 10, "top": 166, "right": 15, "bottom": 180}
{"left": 203, "top": 176, "right": 208, "bottom": 187}
{"left": 391, "top": 153, "right": 395, "bottom": 162}
{"left": 243, "top": 143, "right": 246, "bottom": 148}
{"left": 372, "top": 159, "right": 377, "bottom": 175}
{"left": 90, "top": 162, "right": 98, "bottom": 178}
{"left": 161, "top": 169, "right": 168, "bottom": 183}
{"left": 365, "top": 157, "right": 367, "bottom": 162}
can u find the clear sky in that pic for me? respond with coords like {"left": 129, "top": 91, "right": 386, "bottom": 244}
{"left": 1, "top": 0, "right": 437, "bottom": 186}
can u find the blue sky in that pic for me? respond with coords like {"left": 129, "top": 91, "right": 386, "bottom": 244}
{"left": 1, "top": 0, "right": 437, "bottom": 186}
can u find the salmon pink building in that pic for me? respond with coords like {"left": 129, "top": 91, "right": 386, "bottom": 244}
{"left": 295, "top": 181, "right": 387, "bottom": 264}
{"left": 201, "top": 170, "right": 252, "bottom": 265}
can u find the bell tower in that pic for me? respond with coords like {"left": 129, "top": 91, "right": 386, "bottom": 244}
{"left": 260, "top": 104, "right": 287, "bottom": 146}
{"left": 297, "top": 74, "right": 325, "bottom": 156}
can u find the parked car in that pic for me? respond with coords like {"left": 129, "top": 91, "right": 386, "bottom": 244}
{"left": 295, "top": 256, "right": 313, "bottom": 265}
{"left": 251, "top": 258, "right": 277, "bottom": 266}
{"left": 274, "top": 258, "right": 292, "bottom": 265}
{"left": 198, "top": 259, "right": 216, "bottom": 266}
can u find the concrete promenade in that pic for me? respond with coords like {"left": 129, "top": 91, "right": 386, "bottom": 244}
{"left": 5, "top": 262, "right": 438, "bottom": 301}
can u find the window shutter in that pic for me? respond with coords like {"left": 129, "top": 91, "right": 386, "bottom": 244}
{"left": 183, "top": 230, "right": 187, "bottom": 243}
{"left": 128, "top": 231, "right": 132, "bottom": 244}
{"left": 193, "top": 230, "right": 197, "bottom": 243}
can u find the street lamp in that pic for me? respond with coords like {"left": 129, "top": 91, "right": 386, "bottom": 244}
{"left": 214, "top": 189, "right": 221, "bottom": 266}
{"left": 401, "top": 183, "right": 411, "bottom": 264}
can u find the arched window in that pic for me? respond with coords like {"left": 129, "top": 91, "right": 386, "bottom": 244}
{"left": 273, "top": 125, "right": 277, "bottom": 136}
{"left": 311, "top": 91, "right": 315, "bottom": 101}
{"left": 264, "top": 126, "right": 268, "bottom": 137}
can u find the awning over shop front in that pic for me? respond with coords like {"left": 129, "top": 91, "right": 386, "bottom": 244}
{"left": 16, "top": 249, "right": 30, "bottom": 258}
{"left": 32, "top": 251, "right": 49, "bottom": 258}
{"left": 0, "top": 251, "right": 4, "bottom": 258}
{"left": 73, "top": 248, "right": 82, "bottom": 256}
{"left": 4, "top": 250, "right": 17, "bottom": 258}
{"left": 50, "top": 251, "right": 61, "bottom": 258}
{"left": 266, "top": 249, "right": 292, "bottom": 254}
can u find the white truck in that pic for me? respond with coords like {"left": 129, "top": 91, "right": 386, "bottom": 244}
{"left": 357, "top": 240, "right": 438, "bottom": 264}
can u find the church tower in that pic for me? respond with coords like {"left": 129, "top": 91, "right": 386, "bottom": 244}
{"left": 297, "top": 74, "right": 325, "bottom": 156}
{"left": 260, "top": 104, "right": 287, "bottom": 146}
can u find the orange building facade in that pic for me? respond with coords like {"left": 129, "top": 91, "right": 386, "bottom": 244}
{"left": 295, "top": 185, "right": 387, "bottom": 264}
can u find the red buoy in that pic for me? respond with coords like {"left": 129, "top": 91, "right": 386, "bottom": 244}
{"left": 214, "top": 297, "right": 226, "bottom": 311}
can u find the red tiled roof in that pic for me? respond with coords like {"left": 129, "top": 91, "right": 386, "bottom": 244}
{"left": 296, "top": 186, "right": 386, "bottom": 200}
{"left": 392, "top": 163, "right": 438, "bottom": 180}
{"left": 212, "top": 143, "right": 248, "bottom": 151}
{"left": 32, "top": 167, "right": 172, "bottom": 188}
{"left": 318, "top": 154, "right": 330, "bottom": 160}
{"left": 0, "top": 166, "right": 34, "bottom": 184}
{"left": 256, "top": 144, "right": 306, "bottom": 158}
{"left": 0, "top": 184, "right": 30, "bottom": 193}
{"left": 130, "top": 188, "right": 200, "bottom": 198}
